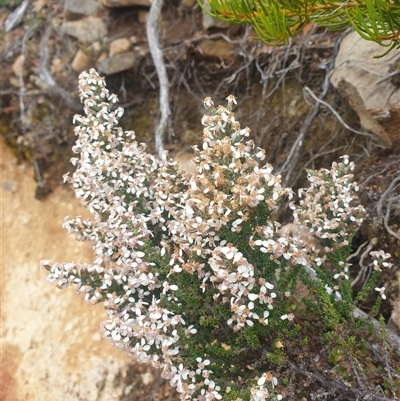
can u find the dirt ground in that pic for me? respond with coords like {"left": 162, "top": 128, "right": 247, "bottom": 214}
{"left": 1, "top": 139, "right": 179, "bottom": 401}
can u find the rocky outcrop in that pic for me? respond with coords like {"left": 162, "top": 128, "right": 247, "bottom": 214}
{"left": 331, "top": 30, "right": 400, "bottom": 148}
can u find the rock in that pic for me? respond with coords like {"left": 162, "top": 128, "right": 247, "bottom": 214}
{"left": 12, "top": 54, "right": 29, "bottom": 77}
{"left": 97, "top": 51, "right": 137, "bottom": 75}
{"left": 138, "top": 10, "right": 149, "bottom": 24}
{"left": 61, "top": 16, "right": 107, "bottom": 43}
{"left": 9, "top": 76, "right": 22, "bottom": 87}
{"left": 181, "top": 0, "right": 197, "bottom": 9}
{"left": 71, "top": 49, "right": 93, "bottom": 72}
{"left": 202, "top": 1, "right": 230, "bottom": 29}
{"left": 391, "top": 296, "right": 400, "bottom": 333}
{"left": 65, "top": 0, "right": 101, "bottom": 15}
{"left": 101, "top": 0, "right": 151, "bottom": 7}
{"left": 34, "top": 0, "right": 48, "bottom": 12}
{"left": 97, "top": 51, "right": 108, "bottom": 64}
{"left": 2, "top": 179, "right": 18, "bottom": 192}
{"left": 330, "top": 30, "right": 400, "bottom": 148}
{"left": 109, "top": 38, "right": 132, "bottom": 57}
{"left": 196, "top": 39, "right": 235, "bottom": 61}
{"left": 91, "top": 41, "right": 102, "bottom": 52}
{"left": 50, "top": 57, "right": 65, "bottom": 74}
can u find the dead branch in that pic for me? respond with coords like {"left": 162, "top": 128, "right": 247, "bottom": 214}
{"left": 288, "top": 361, "right": 396, "bottom": 400}
{"left": 147, "top": 0, "right": 170, "bottom": 160}
{"left": 5, "top": 0, "right": 29, "bottom": 32}
{"left": 39, "top": 25, "right": 81, "bottom": 111}
{"left": 350, "top": 240, "right": 376, "bottom": 288}
{"left": 278, "top": 69, "right": 330, "bottom": 187}
{"left": 17, "top": 23, "right": 44, "bottom": 189}
{"left": 277, "top": 30, "right": 345, "bottom": 187}
{"left": 359, "top": 159, "right": 400, "bottom": 188}
{"left": 18, "top": 24, "right": 37, "bottom": 135}
{"left": 304, "top": 86, "right": 380, "bottom": 141}
{"left": 384, "top": 195, "right": 400, "bottom": 241}
{"left": 376, "top": 177, "right": 400, "bottom": 219}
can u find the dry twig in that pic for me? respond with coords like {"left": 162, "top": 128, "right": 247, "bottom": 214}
{"left": 39, "top": 25, "right": 81, "bottom": 111}
{"left": 147, "top": 0, "right": 171, "bottom": 160}
{"left": 277, "top": 29, "right": 346, "bottom": 187}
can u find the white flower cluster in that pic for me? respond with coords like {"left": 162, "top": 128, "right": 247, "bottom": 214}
{"left": 43, "top": 69, "right": 389, "bottom": 401}
{"left": 251, "top": 372, "right": 282, "bottom": 401}
{"left": 290, "top": 156, "right": 366, "bottom": 250}
{"left": 370, "top": 251, "right": 392, "bottom": 300}
{"left": 370, "top": 250, "right": 393, "bottom": 271}
{"left": 208, "top": 245, "right": 275, "bottom": 331}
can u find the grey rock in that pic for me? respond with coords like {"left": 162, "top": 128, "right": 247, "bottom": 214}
{"left": 331, "top": 30, "right": 400, "bottom": 148}
{"left": 66, "top": 0, "right": 101, "bottom": 15}
{"left": 97, "top": 51, "right": 137, "bottom": 75}
{"left": 202, "top": 1, "right": 230, "bottom": 29}
{"left": 61, "top": 16, "right": 107, "bottom": 43}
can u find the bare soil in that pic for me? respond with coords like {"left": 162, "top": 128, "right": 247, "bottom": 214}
{"left": 1, "top": 140, "right": 179, "bottom": 401}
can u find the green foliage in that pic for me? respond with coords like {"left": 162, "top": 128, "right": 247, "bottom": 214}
{"left": 0, "top": 0, "right": 22, "bottom": 7}
{"left": 205, "top": 0, "right": 400, "bottom": 53}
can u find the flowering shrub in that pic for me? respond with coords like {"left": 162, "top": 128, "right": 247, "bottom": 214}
{"left": 42, "top": 69, "right": 397, "bottom": 400}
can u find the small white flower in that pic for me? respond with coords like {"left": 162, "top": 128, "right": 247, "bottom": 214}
{"left": 203, "top": 97, "right": 214, "bottom": 108}
{"left": 375, "top": 287, "right": 386, "bottom": 300}
{"left": 248, "top": 293, "right": 258, "bottom": 301}
{"left": 334, "top": 271, "right": 349, "bottom": 280}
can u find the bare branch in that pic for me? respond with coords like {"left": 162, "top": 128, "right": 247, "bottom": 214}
{"left": 350, "top": 240, "right": 375, "bottom": 288}
{"left": 147, "top": 0, "right": 171, "bottom": 160}
{"left": 278, "top": 30, "right": 345, "bottom": 187}
{"left": 39, "top": 25, "right": 81, "bottom": 111}
{"left": 376, "top": 177, "right": 400, "bottom": 219}
{"left": 304, "top": 86, "right": 379, "bottom": 141}
{"left": 384, "top": 195, "right": 400, "bottom": 241}
{"left": 288, "top": 361, "right": 395, "bottom": 400}
{"left": 359, "top": 159, "right": 400, "bottom": 188}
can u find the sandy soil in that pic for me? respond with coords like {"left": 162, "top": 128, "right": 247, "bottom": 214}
{"left": 1, "top": 139, "right": 177, "bottom": 401}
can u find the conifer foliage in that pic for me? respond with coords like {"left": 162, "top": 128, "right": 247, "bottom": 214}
{"left": 205, "top": 0, "right": 400, "bottom": 52}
